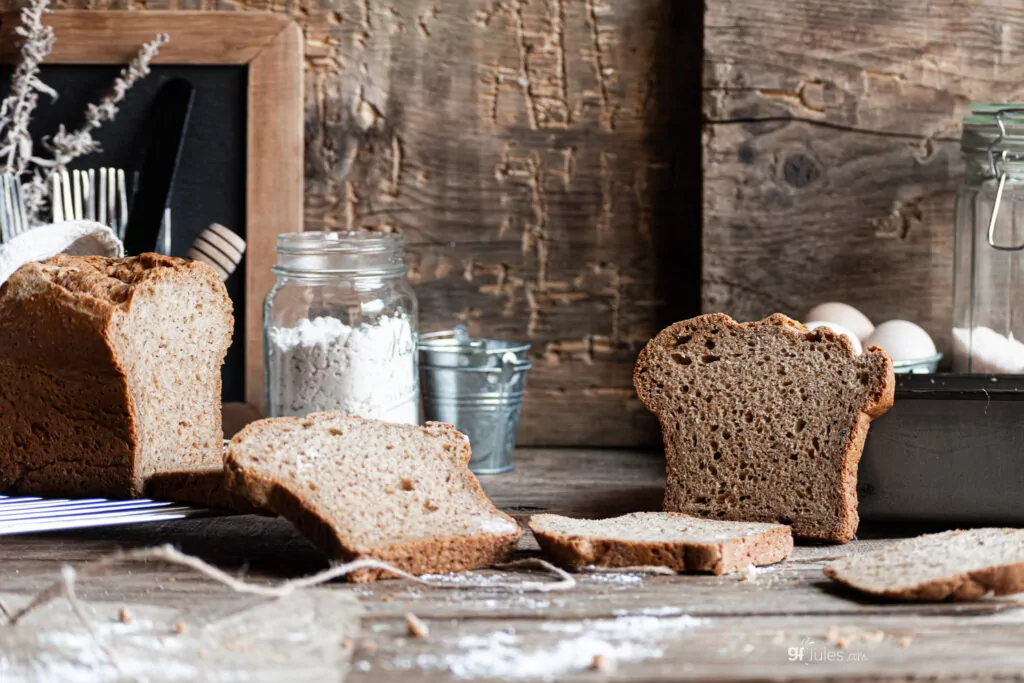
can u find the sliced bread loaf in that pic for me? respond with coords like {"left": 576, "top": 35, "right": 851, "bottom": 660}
{"left": 529, "top": 512, "right": 793, "bottom": 575}
{"left": 0, "top": 254, "right": 232, "bottom": 498}
{"left": 224, "top": 412, "right": 522, "bottom": 581}
{"left": 824, "top": 528, "right": 1024, "bottom": 601}
{"left": 634, "top": 313, "right": 894, "bottom": 543}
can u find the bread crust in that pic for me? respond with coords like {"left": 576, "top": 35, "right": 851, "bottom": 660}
{"left": 0, "top": 254, "right": 232, "bottom": 497}
{"left": 823, "top": 530, "right": 1024, "bottom": 601}
{"left": 529, "top": 512, "right": 793, "bottom": 575}
{"left": 224, "top": 413, "right": 522, "bottom": 582}
{"left": 634, "top": 313, "right": 894, "bottom": 544}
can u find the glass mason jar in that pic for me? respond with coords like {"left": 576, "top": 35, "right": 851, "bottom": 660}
{"left": 264, "top": 231, "right": 420, "bottom": 422}
{"left": 953, "top": 104, "right": 1024, "bottom": 374}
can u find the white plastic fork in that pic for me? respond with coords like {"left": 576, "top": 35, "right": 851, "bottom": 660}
{"left": 53, "top": 167, "right": 128, "bottom": 239}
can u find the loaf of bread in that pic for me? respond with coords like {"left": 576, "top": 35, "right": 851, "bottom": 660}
{"left": 0, "top": 254, "right": 233, "bottom": 498}
{"left": 824, "top": 528, "right": 1024, "bottom": 601}
{"left": 224, "top": 412, "right": 522, "bottom": 581}
{"left": 529, "top": 512, "right": 793, "bottom": 575}
{"left": 634, "top": 313, "right": 894, "bottom": 543}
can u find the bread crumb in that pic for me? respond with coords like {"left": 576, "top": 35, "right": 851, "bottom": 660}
{"left": 341, "top": 639, "right": 353, "bottom": 649}
{"left": 118, "top": 607, "right": 134, "bottom": 624}
{"left": 591, "top": 653, "right": 616, "bottom": 673}
{"left": 405, "top": 613, "right": 429, "bottom": 638}
{"left": 827, "top": 625, "right": 884, "bottom": 648}
{"left": 739, "top": 564, "right": 762, "bottom": 582}
{"left": 898, "top": 636, "right": 913, "bottom": 648}
{"left": 175, "top": 622, "right": 187, "bottom": 635}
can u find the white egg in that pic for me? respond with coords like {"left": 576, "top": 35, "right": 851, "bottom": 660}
{"left": 804, "top": 302, "right": 874, "bottom": 341}
{"left": 864, "top": 320, "right": 937, "bottom": 361}
{"left": 804, "top": 321, "right": 863, "bottom": 355}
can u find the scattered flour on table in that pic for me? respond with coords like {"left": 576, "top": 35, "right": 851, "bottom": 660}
{"left": 267, "top": 315, "right": 418, "bottom": 423}
{"left": 389, "top": 614, "right": 707, "bottom": 679}
{"left": 540, "top": 614, "right": 706, "bottom": 635}
{"left": 583, "top": 572, "right": 646, "bottom": 586}
{"left": 613, "top": 606, "right": 685, "bottom": 617}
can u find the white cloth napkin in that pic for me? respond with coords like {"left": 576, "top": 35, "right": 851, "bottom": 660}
{"left": 0, "top": 220, "right": 123, "bottom": 288}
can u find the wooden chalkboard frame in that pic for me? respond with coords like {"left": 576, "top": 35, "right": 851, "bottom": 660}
{"left": 0, "top": 11, "right": 303, "bottom": 432}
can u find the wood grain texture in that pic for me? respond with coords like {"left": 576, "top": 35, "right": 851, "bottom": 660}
{"left": 701, "top": 0, "right": 1024, "bottom": 359}
{"left": 3, "top": 448, "right": 1023, "bottom": 681}
{"left": 246, "top": 20, "right": 304, "bottom": 411}
{"left": 0, "top": 0, "right": 703, "bottom": 447}
{"left": 0, "top": 10, "right": 290, "bottom": 64}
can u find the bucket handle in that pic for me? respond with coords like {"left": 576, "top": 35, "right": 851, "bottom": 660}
{"left": 498, "top": 351, "right": 532, "bottom": 383}
{"left": 419, "top": 326, "right": 487, "bottom": 350}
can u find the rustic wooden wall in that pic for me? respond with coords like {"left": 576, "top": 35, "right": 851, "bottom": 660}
{"left": 703, "top": 0, "right": 1019, "bottom": 360}
{"left": 12, "top": 0, "right": 702, "bottom": 447}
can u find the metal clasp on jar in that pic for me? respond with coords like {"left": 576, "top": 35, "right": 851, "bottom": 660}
{"left": 984, "top": 108, "right": 1024, "bottom": 250}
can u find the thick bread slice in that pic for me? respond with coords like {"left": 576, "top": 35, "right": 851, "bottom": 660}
{"left": 0, "top": 254, "right": 232, "bottom": 498}
{"left": 145, "top": 467, "right": 263, "bottom": 514}
{"left": 824, "top": 528, "right": 1024, "bottom": 601}
{"left": 529, "top": 512, "right": 793, "bottom": 575}
{"left": 224, "top": 412, "right": 522, "bottom": 581}
{"left": 634, "top": 313, "right": 894, "bottom": 543}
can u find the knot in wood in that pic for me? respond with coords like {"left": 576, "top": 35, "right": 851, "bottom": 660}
{"left": 782, "top": 154, "right": 821, "bottom": 188}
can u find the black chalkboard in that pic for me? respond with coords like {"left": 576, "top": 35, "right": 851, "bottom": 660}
{"left": 0, "top": 65, "right": 248, "bottom": 403}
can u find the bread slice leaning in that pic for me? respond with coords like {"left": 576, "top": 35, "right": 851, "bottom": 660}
{"left": 224, "top": 412, "right": 522, "bottom": 581}
{"left": 529, "top": 512, "right": 793, "bottom": 575}
{"left": 824, "top": 528, "right": 1024, "bottom": 601}
{"left": 634, "top": 313, "right": 894, "bottom": 544}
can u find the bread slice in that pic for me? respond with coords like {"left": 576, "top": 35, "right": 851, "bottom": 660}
{"left": 634, "top": 313, "right": 894, "bottom": 543}
{"left": 824, "top": 529, "right": 1024, "bottom": 601}
{"left": 0, "top": 254, "right": 232, "bottom": 498}
{"left": 145, "top": 467, "right": 262, "bottom": 514}
{"left": 529, "top": 512, "right": 793, "bottom": 575}
{"left": 224, "top": 412, "right": 522, "bottom": 581}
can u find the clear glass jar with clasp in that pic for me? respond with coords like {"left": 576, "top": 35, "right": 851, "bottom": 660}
{"left": 953, "top": 105, "right": 1024, "bottom": 373}
{"left": 264, "top": 231, "right": 420, "bottom": 422}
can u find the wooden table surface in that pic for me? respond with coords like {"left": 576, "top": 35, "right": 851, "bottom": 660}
{"left": 4, "top": 449, "right": 1024, "bottom": 681}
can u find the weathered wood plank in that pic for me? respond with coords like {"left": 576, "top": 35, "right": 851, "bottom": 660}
{"left": 293, "top": 0, "right": 676, "bottom": 447}
{"left": 701, "top": 0, "right": 1022, "bottom": 358}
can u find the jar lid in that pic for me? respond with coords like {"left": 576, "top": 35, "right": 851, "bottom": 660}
{"left": 962, "top": 103, "right": 1024, "bottom": 153}
{"left": 273, "top": 230, "right": 407, "bottom": 275}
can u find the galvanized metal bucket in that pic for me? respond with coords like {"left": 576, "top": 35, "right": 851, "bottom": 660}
{"left": 419, "top": 327, "right": 531, "bottom": 474}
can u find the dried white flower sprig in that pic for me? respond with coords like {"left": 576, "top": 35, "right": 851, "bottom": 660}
{"left": 41, "top": 33, "right": 169, "bottom": 174}
{"left": 0, "top": 0, "right": 168, "bottom": 224}
{"left": 0, "top": 0, "right": 55, "bottom": 175}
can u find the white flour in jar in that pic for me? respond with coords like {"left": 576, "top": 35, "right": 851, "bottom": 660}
{"left": 953, "top": 326, "right": 1024, "bottom": 373}
{"left": 267, "top": 314, "right": 418, "bottom": 424}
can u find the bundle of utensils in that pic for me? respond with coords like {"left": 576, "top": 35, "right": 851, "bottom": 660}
{"left": 0, "top": 168, "right": 245, "bottom": 281}
{"left": 52, "top": 167, "right": 130, "bottom": 238}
